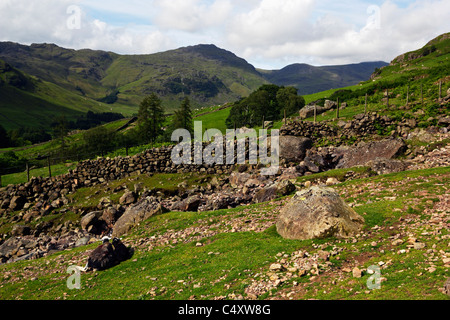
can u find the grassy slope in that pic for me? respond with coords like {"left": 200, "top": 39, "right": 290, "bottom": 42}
{"left": 0, "top": 166, "right": 448, "bottom": 300}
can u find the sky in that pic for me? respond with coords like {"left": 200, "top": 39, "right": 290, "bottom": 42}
{"left": 0, "top": 0, "right": 449, "bottom": 69}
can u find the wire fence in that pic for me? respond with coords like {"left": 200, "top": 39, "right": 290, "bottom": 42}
{"left": 0, "top": 140, "right": 175, "bottom": 187}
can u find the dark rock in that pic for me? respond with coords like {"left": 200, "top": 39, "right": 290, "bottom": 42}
{"left": 80, "top": 211, "right": 102, "bottom": 231}
{"left": 9, "top": 196, "right": 26, "bottom": 211}
{"left": 254, "top": 186, "right": 278, "bottom": 203}
{"left": 280, "top": 136, "right": 313, "bottom": 163}
{"left": 11, "top": 225, "right": 31, "bottom": 236}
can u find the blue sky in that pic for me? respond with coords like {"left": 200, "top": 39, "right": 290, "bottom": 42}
{"left": 1, "top": 0, "right": 449, "bottom": 69}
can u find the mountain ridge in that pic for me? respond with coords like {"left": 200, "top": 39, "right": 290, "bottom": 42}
{"left": 0, "top": 41, "right": 389, "bottom": 130}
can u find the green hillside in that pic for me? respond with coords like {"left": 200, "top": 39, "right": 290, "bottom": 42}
{"left": 0, "top": 42, "right": 268, "bottom": 116}
{"left": 0, "top": 59, "right": 133, "bottom": 131}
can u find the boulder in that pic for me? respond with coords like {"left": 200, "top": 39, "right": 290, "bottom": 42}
{"left": 254, "top": 186, "right": 278, "bottom": 203}
{"left": 119, "top": 190, "right": 137, "bottom": 205}
{"left": 280, "top": 136, "right": 313, "bottom": 163}
{"left": 366, "top": 158, "right": 409, "bottom": 175}
{"left": 9, "top": 196, "right": 26, "bottom": 211}
{"left": 276, "top": 186, "right": 365, "bottom": 240}
{"left": 112, "top": 197, "right": 168, "bottom": 238}
{"left": 335, "top": 138, "right": 406, "bottom": 169}
{"left": 80, "top": 211, "right": 102, "bottom": 231}
{"left": 276, "top": 179, "right": 296, "bottom": 196}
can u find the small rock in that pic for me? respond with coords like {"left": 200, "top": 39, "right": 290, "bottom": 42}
{"left": 269, "top": 263, "right": 284, "bottom": 272}
{"left": 352, "top": 267, "right": 362, "bottom": 278}
{"left": 414, "top": 242, "right": 426, "bottom": 250}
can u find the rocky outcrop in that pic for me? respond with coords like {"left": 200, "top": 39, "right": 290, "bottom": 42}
{"left": 276, "top": 187, "right": 365, "bottom": 240}
{"left": 334, "top": 138, "right": 407, "bottom": 169}
{"left": 112, "top": 197, "right": 169, "bottom": 238}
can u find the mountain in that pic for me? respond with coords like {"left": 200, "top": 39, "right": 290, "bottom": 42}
{"left": 0, "top": 59, "right": 120, "bottom": 131}
{"left": 0, "top": 42, "right": 267, "bottom": 114}
{"left": 259, "top": 61, "right": 388, "bottom": 95}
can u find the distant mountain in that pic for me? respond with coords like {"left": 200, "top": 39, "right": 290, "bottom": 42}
{"left": 0, "top": 42, "right": 267, "bottom": 113}
{"left": 0, "top": 41, "right": 391, "bottom": 130}
{"left": 259, "top": 61, "right": 388, "bottom": 95}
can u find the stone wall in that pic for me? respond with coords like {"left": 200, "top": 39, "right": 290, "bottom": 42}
{"left": 280, "top": 112, "right": 420, "bottom": 144}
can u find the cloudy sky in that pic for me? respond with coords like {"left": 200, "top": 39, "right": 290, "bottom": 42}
{"left": 0, "top": 0, "right": 449, "bottom": 69}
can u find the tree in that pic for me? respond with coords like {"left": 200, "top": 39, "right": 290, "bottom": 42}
{"left": 276, "top": 87, "right": 305, "bottom": 117}
{"left": 137, "top": 93, "right": 165, "bottom": 144}
{"left": 52, "top": 115, "right": 69, "bottom": 148}
{"left": 0, "top": 124, "right": 11, "bottom": 148}
{"left": 171, "top": 97, "right": 194, "bottom": 135}
{"left": 83, "top": 126, "right": 117, "bottom": 156}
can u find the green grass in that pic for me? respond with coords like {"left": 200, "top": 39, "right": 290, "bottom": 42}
{"left": 0, "top": 166, "right": 449, "bottom": 300}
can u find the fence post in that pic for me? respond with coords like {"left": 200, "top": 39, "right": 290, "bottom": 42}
{"left": 386, "top": 88, "right": 389, "bottom": 108}
{"left": 0, "top": 175, "right": 2, "bottom": 188}
{"left": 406, "top": 84, "right": 410, "bottom": 105}
{"left": 336, "top": 98, "right": 340, "bottom": 120}
{"left": 439, "top": 81, "right": 442, "bottom": 101}
{"left": 26, "top": 162, "right": 30, "bottom": 182}
{"left": 421, "top": 83, "right": 423, "bottom": 106}
{"left": 284, "top": 109, "right": 287, "bottom": 125}
{"left": 314, "top": 105, "right": 317, "bottom": 123}
{"left": 365, "top": 93, "right": 368, "bottom": 114}
{"left": 47, "top": 156, "right": 52, "bottom": 178}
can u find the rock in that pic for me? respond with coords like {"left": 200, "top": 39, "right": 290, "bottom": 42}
{"left": 102, "top": 207, "right": 121, "bottom": 226}
{"left": 80, "top": 211, "right": 102, "bottom": 231}
{"left": 119, "top": 190, "right": 137, "bottom": 205}
{"left": 352, "top": 267, "right": 362, "bottom": 278}
{"left": 335, "top": 138, "right": 407, "bottom": 169}
{"left": 11, "top": 225, "right": 31, "bottom": 236}
{"left": 444, "top": 278, "right": 450, "bottom": 297}
{"left": 413, "top": 242, "right": 426, "bottom": 250}
{"left": 269, "top": 263, "right": 284, "bottom": 271}
{"left": 9, "top": 196, "right": 26, "bottom": 211}
{"left": 229, "top": 172, "right": 251, "bottom": 188}
{"left": 254, "top": 186, "right": 278, "bottom": 203}
{"left": 172, "top": 195, "right": 202, "bottom": 212}
{"left": 366, "top": 158, "right": 408, "bottom": 175}
{"left": 326, "top": 177, "right": 339, "bottom": 186}
{"left": 75, "top": 237, "right": 91, "bottom": 247}
{"left": 279, "top": 136, "right": 313, "bottom": 163}
{"left": 276, "top": 179, "right": 296, "bottom": 196}
{"left": 112, "top": 197, "right": 168, "bottom": 238}
{"left": 276, "top": 186, "right": 365, "bottom": 240}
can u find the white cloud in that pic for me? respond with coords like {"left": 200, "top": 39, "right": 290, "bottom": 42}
{"left": 0, "top": 0, "right": 449, "bottom": 68}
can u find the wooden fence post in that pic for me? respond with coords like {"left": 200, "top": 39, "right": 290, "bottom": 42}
{"left": 439, "top": 81, "right": 442, "bottom": 101}
{"left": 365, "top": 93, "right": 368, "bottom": 114}
{"left": 26, "top": 162, "right": 30, "bottom": 182}
{"left": 406, "top": 84, "right": 410, "bottom": 105}
{"left": 314, "top": 105, "right": 317, "bottom": 123}
{"left": 336, "top": 98, "right": 340, "bottom": 120}
{"left": 386, "top": 88, "right": 389, "bottom": 108}
{"left": 421, "top": 83, "right": 423, "bottom": 106}
{"left": 47, "top": 156, "right": 52, "bottom": 178}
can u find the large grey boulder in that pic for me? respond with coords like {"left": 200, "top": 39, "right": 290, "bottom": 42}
{"left": 280, "top": 136, "right": 313, "bottom": 163}
{"left": 335, "top": 138, "right": 406, "bottom": 169}
{"left": 112, "top": 197, "right": 168, "bottom": 238}
{"left": 276, "top": 186, "right": 365, "bottom": 240}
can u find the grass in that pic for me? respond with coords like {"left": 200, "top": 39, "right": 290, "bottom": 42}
{"left": 0, "top": 166, "right": 449, "bottom": 300}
